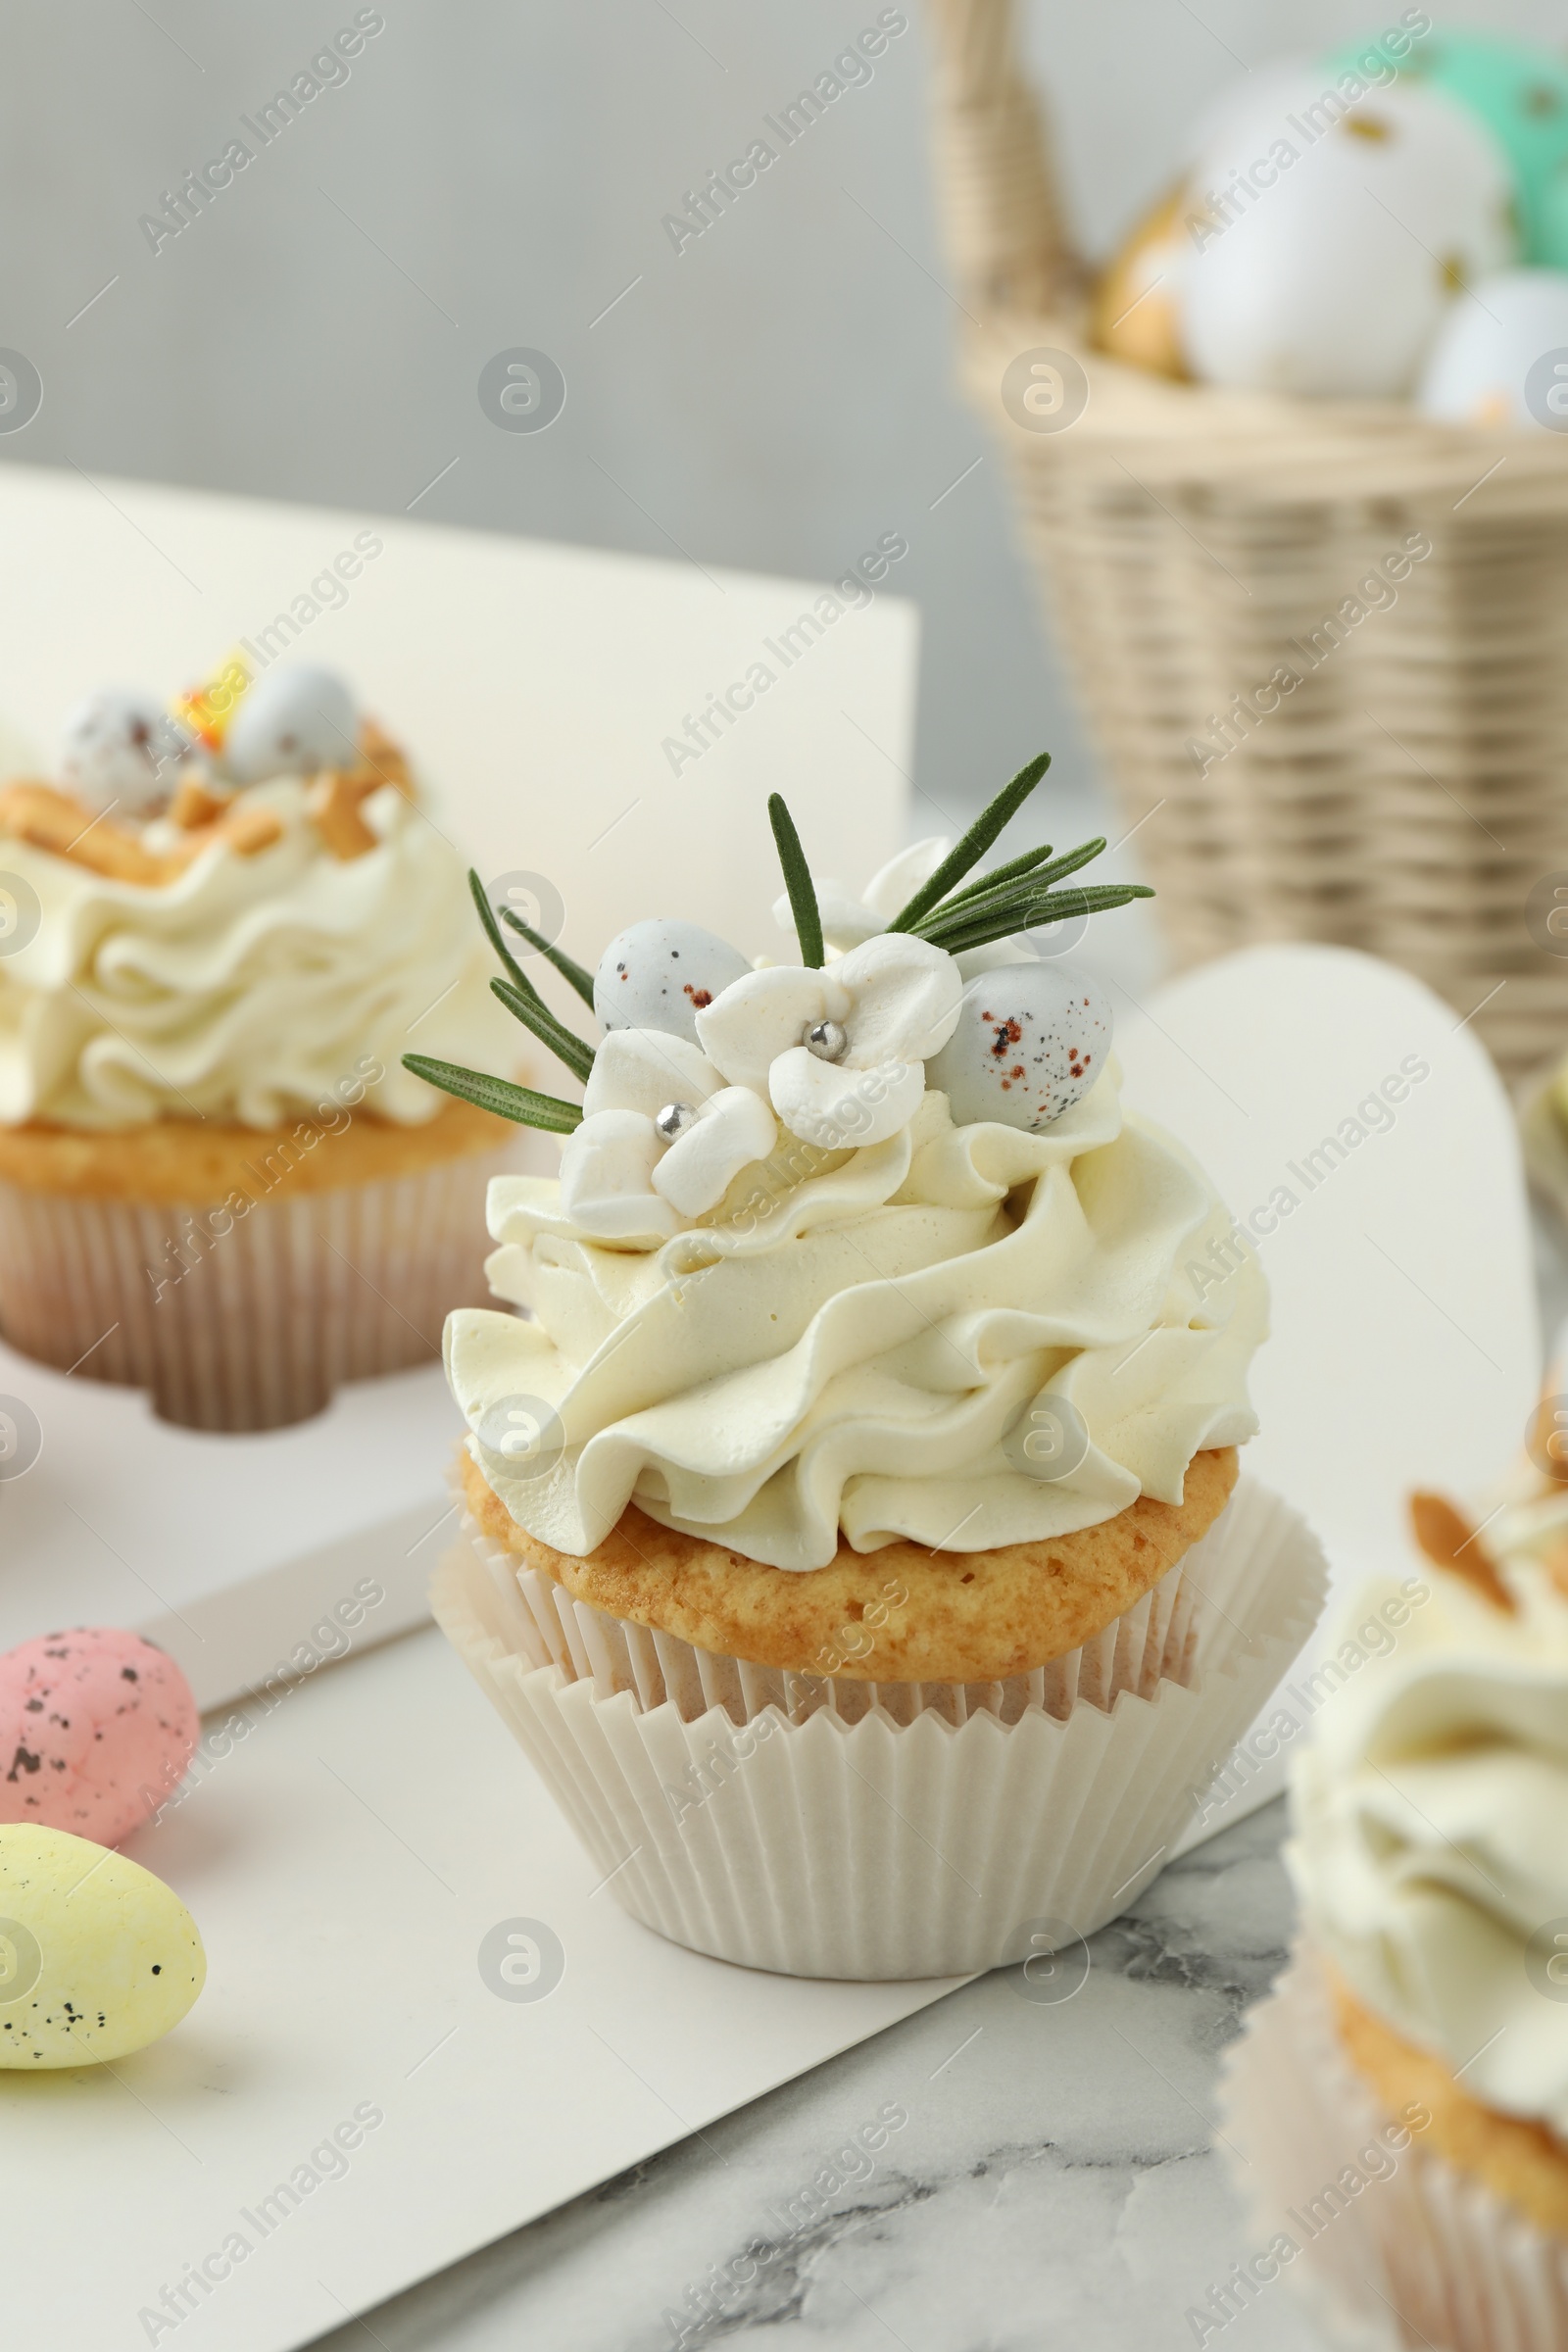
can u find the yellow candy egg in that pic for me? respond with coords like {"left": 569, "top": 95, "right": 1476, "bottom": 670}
{"left": 0, "top": 1824, "right": 205, "bottom": 2069}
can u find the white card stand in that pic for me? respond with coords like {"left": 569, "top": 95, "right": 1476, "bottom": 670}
{"left": 1115, "top": 941, "right": 1541, "bottom": 1844}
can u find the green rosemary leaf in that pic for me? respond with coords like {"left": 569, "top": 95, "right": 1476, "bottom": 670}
{"left": 1019, "top": 883, "right": 1155, "bottom": 921}
{"left": 884, "top": 750, "right": 1052, "bottom": 932}
{"left": 923, "top": 882, "right": 1154, "bottom": 955}
{"left": 402, "top": 1054, "right": 582, "bottom": 1133}
{"left": 933, "top": 840, "right": 1057, "bottom": 915}
{"left": 767, "top": 793, "right": 824, "bottom": 968}
{"left": 498, "top": 907, "right": 597, "bottom": 1008}
{"left": 912, "top": 838, "right": 1109, "bottom": 938}
{"left": 467, "top": 868, "right": 541, "bottom": 1003}
{"left": 490, "top": 978, "right": 597, "bottom": 1083}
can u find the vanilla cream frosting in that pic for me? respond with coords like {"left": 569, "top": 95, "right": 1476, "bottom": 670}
{"left": 0, "top": 778, "right": 512, "bottom": 1130}
{"left": 447, "top": 1056, "right": 1267, "bottom": 1570}
{"left": 1290, "top": 1500, "right": 1568, "bottom": 2137}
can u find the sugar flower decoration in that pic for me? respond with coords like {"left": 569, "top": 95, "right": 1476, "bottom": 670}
{"left": 403, "top": 757, "right": 1153, "bottom": 1196}
{"left": 558, "top": 1030, "right": 776, "bottom": 1242}
{"left": 697, "top": 933, "right": 963, "bottom": 1150}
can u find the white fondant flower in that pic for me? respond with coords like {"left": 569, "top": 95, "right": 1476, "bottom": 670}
{"left": 697, "top": 932, "right": 963, "bottom": 1150}
{"left": 770, "top": 836, "right": 953, "bottom": 955}
{"left": 560, "top": 1108, "right": 678, "bottom": 1243}
{"left": 558, "top": 1029, "right": 776, "bottom": 1243}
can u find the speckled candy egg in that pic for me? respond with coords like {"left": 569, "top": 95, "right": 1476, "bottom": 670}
{"left": 594, "top": 919, "right": 752, "bottom": 1046}
{"left": 59, "top": 687, "right": 196, "bottom": 819}
{"left": 0, "top": 1629, "right": 199, "bottom": 1847}
{"left": 1181, "top": 74, "right": 1515, "bottom": 396}
{"left": 221, "top": 663, "right": 358, "bottom": 782}
{"left": 925, "top": 963, "right": 1112, "bottom": 1132}
{"left": 0, "top": 1824, "right": 205, "bottom": 2068}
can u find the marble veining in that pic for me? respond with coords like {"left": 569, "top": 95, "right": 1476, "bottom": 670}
{"left": 307, "top": 1800, "right": 1331, "bottom": 2352}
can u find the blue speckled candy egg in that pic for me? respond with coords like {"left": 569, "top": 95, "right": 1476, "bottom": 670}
{"left": 924, "top": 963, "right": 1112, "bottom": 1132}
{"left": 594, "top": 919, "right": 752, "bottom": 1045}
{"left": 222, "top": 665, "right": 358, "bottom": 782}
{"left": 59, "top": 688, "right": 196, "bottom": 819}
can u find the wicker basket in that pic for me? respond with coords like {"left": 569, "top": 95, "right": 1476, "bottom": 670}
{"left": 926, "top": 0, "right": 1568, "bottom": 1078}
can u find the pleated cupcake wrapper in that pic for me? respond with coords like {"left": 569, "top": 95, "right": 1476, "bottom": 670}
{"left": 1219, "top": 1943, "right": 1568, "bottom": 2352}
{"left": 432, "top": 1474, "right": 1327, "bottom": 1979}
{"left": 0, "top": 1149, "right": 512, "bottom": 1434}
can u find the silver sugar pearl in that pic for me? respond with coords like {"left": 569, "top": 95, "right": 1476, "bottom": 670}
{"left": 654, "top": 1101, "right": 699, "bottom": 1142}
{"left": 803, "top": 1019, "right": 848, "bottom": 1063}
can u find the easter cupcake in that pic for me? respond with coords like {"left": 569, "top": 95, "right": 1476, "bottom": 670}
{"left": 424, "top": 760, "right": 1326, "bottom": 1978}
{"left": 1221, "top": 1462, "right": 1568, "bottom": 2348}
{"left": 0, "top": 661, "right": 517, "bottom": 1430}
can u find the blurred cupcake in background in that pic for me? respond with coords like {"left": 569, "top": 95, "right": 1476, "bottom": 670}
{"left": 1221, "top": 1447, "right": 1568, "bottom": 2348}
{"left": 0, "top": 657, "right": 519, "bottom": 1430}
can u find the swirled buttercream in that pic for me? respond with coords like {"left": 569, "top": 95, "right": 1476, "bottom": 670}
{"left": 446, "top": 1056, "right": 1267, "bottom": 1570}
{"left": 0, "top": 778, "right": 513, "bottom": 1130}
{"left": 1289, "top": 1498, "right": 1568, "bottom": 2137}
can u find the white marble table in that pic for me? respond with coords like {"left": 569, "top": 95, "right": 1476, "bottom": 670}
{"left": 306, "top": 1798, "right": 1329, "bottom": 2352}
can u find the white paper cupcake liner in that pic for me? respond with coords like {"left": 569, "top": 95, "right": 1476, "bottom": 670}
{"left": 0, "top": 1148, "right": 512, "bottom": 1433}
{"left": 1219, "top": 1943, "right": 1568, "bottom": 2352}
{"left": 432, "top": 1473, "right": 1326, "bottom": 1979}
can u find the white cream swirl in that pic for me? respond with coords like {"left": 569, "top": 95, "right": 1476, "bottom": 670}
{"left": 1289, "top": 1513, "right": 1568, "bottom": 2136}
{"left": 0, "top": 778, "right": 513, "bottom": 1129}
{"left": 446, "top": 1058, "right": 1267, "bottom": 1570}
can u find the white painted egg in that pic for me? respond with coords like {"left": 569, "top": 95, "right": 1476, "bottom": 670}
{"left": 1186, "top": 54, "right": 1323, "bottom": 160}
{"left": 594, "top": 919, "right": 752, "bottom": 1046}
{"left": 59, "top": 688, "right": 196, "bottom": 819}
{"left": 221, "top": 665, "right": 358, "bottom": 782}
{"left": 1181, "top": 76, "right": 1516, "bottom": 396}
{"left": 924, "top": 962, "right": 1112, "bottom": 1132}
{"left": 0, "top": 1823, "right": 205, "bottom": 2068}
{"left": 1417, "top": 269, "right": 1568, "bottom": 428}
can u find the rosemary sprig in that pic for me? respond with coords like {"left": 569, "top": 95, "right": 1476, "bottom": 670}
{"left": 922, "top": 881, "right": 1153, "bottom": 956}
{"left": 498, "top": 907, "right": 597, "bottom": 1008}
{"left": 933, "top": 839, "right": 1057, "bottom": 915}
{"left": 767, "top": 793, "right": 824, "bottom": 967}
{"left": 490, "top": 978, "right": 597, "bottom": 1084}
{"left": 912, "top": 838, "right": 1114, "bottom": 944}
{"left": 884, "top": 751, "right": 1052, "bottom": 932}
{"left": 402, "top": 1054, "right": 583, "bottom": 1133}
{"left": 468, "top": 868, "right": 541, "bottom": 1003}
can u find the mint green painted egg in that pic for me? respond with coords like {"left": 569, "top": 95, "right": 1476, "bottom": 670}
{"left": 1328, "top": 29, "right": 1568, "bottom": 266}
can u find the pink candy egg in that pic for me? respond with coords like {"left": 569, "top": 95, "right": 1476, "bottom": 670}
{"left": 0, "top": 1629, "right": 199, "bottom": 1847}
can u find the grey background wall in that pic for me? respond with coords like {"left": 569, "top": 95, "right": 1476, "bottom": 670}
{"left": 0, "top": 0, "right": 1557, "bottom": 832}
